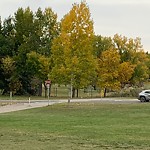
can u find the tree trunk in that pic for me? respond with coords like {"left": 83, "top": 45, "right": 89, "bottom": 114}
{"left": 37, "top": 81, "right": 42, "bottom": 96}
{"left": 104, "top": 88, "right": 107, "bottom": 97}
{"left": 44, "top": 83, "right": 47, "bottom": 98}
{"left": 76, "top": 89, "right": 79, "bottom": 98}
{"left": 49, "top": 84, "right": 51, "bottom": 97}
{"left": 72, "top": 87, "right": 75, "bottom": 98}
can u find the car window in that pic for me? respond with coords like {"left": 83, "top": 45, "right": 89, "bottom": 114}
{"left": 145, "top": 91, "right": 150, "bottom": 94}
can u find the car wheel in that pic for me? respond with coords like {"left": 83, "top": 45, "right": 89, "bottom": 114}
{"left": 140, "top": 97, "right": 146, "bottom": 102}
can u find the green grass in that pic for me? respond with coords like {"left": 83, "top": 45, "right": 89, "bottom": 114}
{"left": 0, "top": 102, "right": 150, "bottom": 149}
{"left": 0, "top": 95, "right": 48, "bottom": 100}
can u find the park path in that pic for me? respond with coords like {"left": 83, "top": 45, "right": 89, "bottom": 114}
{"left": 0, "top": 98, "right": 138, "bottom": 114}
{"left": 0, "top": 100, "right": 63, "bottom": 114}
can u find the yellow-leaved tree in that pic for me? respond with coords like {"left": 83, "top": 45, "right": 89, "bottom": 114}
{"left": 97, "top": 48, "right": 120, "bottom": 97}
{"left": 131, "top": 51, "right": 149, "bottom": 86}
{"left": 50, "top": 1, "right": 97, "bottom": 98}
{"left": 113, "top": 34, "right": 149, "bottom": 86}
{"left": 118, "top": 62, "right": 135, "bottom": 87}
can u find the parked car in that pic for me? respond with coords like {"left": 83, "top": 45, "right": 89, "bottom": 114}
{"left": 138, "top": 90, "right": 150, "bottom": 102}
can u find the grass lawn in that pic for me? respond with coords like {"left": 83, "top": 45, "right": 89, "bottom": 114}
{"left": 0, "top": 102, "right": 150, "bottom": 150}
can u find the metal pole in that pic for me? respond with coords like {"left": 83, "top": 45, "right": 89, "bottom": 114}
{"left": 68, "top": 78, "right": 72, "bottom": 103}
{"left": 47, "top": 85, "right": 50, "bottom": 105}
{"left": 10, "top": 91, "right": 12, "bottom": 104}
{"left": 29, "top": 96, "right": 31, "bottom": 106}
{"left": 70, "top": 78, "right": 72, "bottom": 99}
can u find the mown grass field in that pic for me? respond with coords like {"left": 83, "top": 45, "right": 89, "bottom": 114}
{"left": 0, "top": 102, "right": 150, "bottom": 150}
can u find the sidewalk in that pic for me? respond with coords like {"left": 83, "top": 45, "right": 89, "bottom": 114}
{"left": 0, "top": 98, "right": 138, "bottom": 114}
{"left": 0, "top": 102, "right": 48, "bottom": 114}
{"left": 0, "top": 99, "right": 88, "bottom": 114}
{"left": 0, "top": 99, "right": 70, "bottom": 114}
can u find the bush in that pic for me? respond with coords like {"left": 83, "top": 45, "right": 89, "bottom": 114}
{"left": 110, "top": 87, "right": 143, "bottom": 97}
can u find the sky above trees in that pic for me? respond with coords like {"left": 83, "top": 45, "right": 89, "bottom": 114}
{"left": 0, "top": 0, "right": 150, "bottom": 51}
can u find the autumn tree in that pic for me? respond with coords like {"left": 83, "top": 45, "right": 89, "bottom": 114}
{"left": 131, "top": 51, "right": 149, "bottom": 86}
{"left": 113, "top": 34, "right": 149, "bottom": 86}
{"left": 113, "top": 34, "right": 143, "bottom": 62}
{"left": 146, "top": 53, "right": 150, "bottom": 79}
{"left": 97, "top": 48, "right": 120, "bottom": 97}
{"left": 118, "top": 62, "right": 135, "bottom": 87}
{"left": 50, "top": 1, "right": 97, "bottom": 98}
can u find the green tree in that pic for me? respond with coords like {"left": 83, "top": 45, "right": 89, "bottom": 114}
{"left": 93, "top": 35, "right": 113, "bottom": 57}
{"left": 50, "top": 1, "right": 97, "bottom": 97}
{"left": 1, "top": 56, "right": 21, "bottom": 94}
{"left": 14, "top": 7, "right": 34, "bottom": 49}
{"left": 38, "top": 8, "right": 59, "bottom": 56}
{"left": 0, "top": 16, "right": 16, "bottom": 93}
{"left": 0, "top": 16, "right": 16, "bottom": 57}
{"left": 28, "top": 7, "right": 59, "bottom": 56}
{"left": 13, "top": 7, "right": 59, "bottom": 95}
{"left": 26, "top": 52, "right": 51, "bottom": 95}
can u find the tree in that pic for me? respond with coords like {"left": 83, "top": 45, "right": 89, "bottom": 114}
{"left": 118, "top": 62, "right": 135, "bottom": 87}
{"left": 0, "top": 16, "right": 16, "bottom": 93}
{"left": 1, "top": 56, "right": 21, "bottom": 94}
{"left": 29, "top": 7, "right": 59, "bottom": 56}
{"left": 0, "top": 16, "right": 16, "bottom": 57}
{"left": 97, "top": 48, "right": 120, "bottom": 97}
{"left": 93, "top": 35, "right": 113, "bottom": 57}
{"left": 92, "top": 35, "right": 113, "bottom": 90}
{"left": 131, "top": 51, "right": 149, "bottom": 86}
{"left": 113, "top": 34, "right": 149, "bottom": 86}
{"left": 113, "top": 34, "right": 143, "bottom": 62}
{"left": 146, "top": 53, "right": 150, "bottom": 79}
{"left": 14, "top": 7, "right": 34, "bottom": 49}
{"left": 13, "top": 7, "right": 59, "bottom": 95}
{"left": 50, "top": 1, "right": 97, "bottom": 97}
{"left": 26, "top": 52, "right": 51, "bottom": 96}
{"left": 38, "top": 8, "right": 59, "bottom": 56}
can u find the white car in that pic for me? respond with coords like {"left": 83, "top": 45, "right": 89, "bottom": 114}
{"left": 138, "top": 90, "right": 150, "bottom": 102}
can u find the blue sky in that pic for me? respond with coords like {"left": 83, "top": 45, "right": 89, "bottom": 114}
{"left": 0, "top": 0, "right": 150, "bottom": 51}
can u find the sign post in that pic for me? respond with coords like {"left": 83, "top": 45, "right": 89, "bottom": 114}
{"left": 45, "top": 80, "right": 51, "bottom": 106}
{"left": 10, "top": 91, "right": 12, "bottom": 104}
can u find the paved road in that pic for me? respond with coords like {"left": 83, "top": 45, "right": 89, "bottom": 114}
{"left": 0, "top": 98, "right": 140, "bottom": 114}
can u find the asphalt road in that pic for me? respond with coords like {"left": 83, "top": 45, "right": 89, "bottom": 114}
{"left": 71, "top": 98, "right": 139, "bottom": 104}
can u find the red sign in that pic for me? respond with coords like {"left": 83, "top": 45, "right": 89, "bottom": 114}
{"left": 45, "top": 80, "right": 51, "bottom": 85}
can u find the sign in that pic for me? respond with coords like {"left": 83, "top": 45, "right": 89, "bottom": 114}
{"left": 45, "top": 80, "right": 51, "bottom": 85}
{"left": 45, "top": 80, "right": 51, "bottom": 105}
{"left": 45, "top": 80, "right": 51, "bottom": 88}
